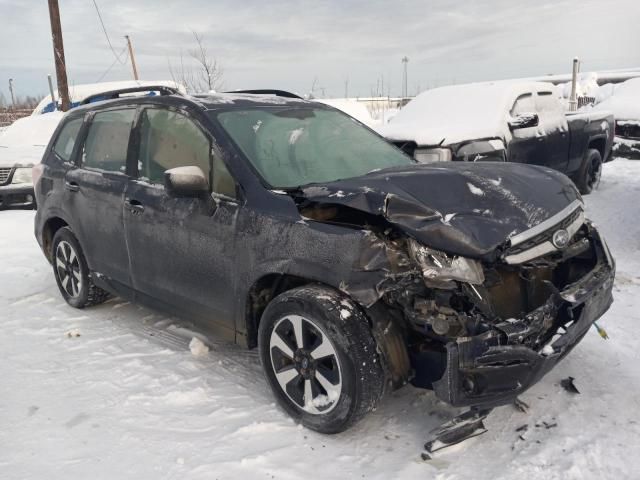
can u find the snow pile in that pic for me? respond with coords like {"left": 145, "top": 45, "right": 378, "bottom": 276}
{"left": 557, "top": 72, "right": 600, "bottom": 99}
{"left": 189, "top": 337, "right": 209, "bottom": 356}
{"left": 377, "top": 81, "right": 555, "bottom": 146}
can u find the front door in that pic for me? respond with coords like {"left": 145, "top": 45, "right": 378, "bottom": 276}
{"left": 64, "top": 108, "right": 136, "bottom": 286}
{"left": 507, "top": 92, "right": 549, "bottom": 166}
{"left": 123, "top": 106, "right": 239, "bottom": 334}
{"left": 535, "top": 91, "right": 570, "bottom": 172}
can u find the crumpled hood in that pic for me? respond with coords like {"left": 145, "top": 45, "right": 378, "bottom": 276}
{"left": 300, "top": 162, "right": 581, "bottom": 259}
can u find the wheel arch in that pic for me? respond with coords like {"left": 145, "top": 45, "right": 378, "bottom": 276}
{"left": 588, "top": 137, "right": 607, "bottom": 161}
{"left": 42, "top": 216, "right": 70, "bottom": 263}
{"left": 244, "top": 273, "right": 322, "bottom": 349}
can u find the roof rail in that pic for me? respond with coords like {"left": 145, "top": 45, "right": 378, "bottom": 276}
{"left": 80, "top": 85, "right": 181, "bottom": 105}
{"left": 223, "top": 89, "right": 303, "bottom": 99}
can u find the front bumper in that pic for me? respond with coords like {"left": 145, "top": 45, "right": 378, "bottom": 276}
{"left": 432, "top": 229, "right": 615, "bottom": 408}
{"left": 0, "top": 184, "right": 36, "bottom": 209}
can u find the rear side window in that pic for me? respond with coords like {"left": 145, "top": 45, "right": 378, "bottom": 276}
{"left": 138, "top": 109, "right": 211, "bottom": 185}
{"left": 53, "top": 118, "right": 83, "bottom": 162}
{"left": 82, "top": 109, "right": 135, "bottom": 173}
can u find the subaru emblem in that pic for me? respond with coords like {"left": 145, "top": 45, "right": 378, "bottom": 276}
{"left": 552, "top": 229, "right": 570, "bottom": 249}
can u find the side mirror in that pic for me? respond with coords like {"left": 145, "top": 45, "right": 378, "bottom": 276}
{"left": 165, "top": 166, "right": 209, "bottom": 197}
{"left": 508, "top": 112, "right": 539, "bottom": 130}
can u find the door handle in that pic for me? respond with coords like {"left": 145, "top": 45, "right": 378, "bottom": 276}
{"left": 65, "top": 181, "right": 80, "bottom": 192}
{"left": 124, "top": 198, "right": 145, "bottom": 214}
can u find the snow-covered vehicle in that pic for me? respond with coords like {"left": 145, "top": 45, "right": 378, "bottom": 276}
{"left": 0, "top": 112, "right": 63, "bottom": 209}
{"left": 591, "top": 77, "right": 640, "bottom": 159}
{"left": 34, "top": 87, "right": 615, "bottom": 437}
{"left": 378, "top": 81, "right": 615, "bottom": 194}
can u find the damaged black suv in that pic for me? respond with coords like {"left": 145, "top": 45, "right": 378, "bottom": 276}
{"left": 35, "top": 87, "right": 615, "bottom": 435}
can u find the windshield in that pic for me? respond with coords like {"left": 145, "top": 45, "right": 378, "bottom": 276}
{"left": 214, "top": 107, "right": 413, "bottom": 188}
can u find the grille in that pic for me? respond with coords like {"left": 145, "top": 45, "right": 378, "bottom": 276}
{"left": 0, "top": 167, "right": 12, "bottom": 185}
{"left": 507, "top": 208, "right": 583, "bottom": 256}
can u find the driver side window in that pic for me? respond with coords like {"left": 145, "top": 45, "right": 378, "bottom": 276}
{"left": 138, "top": 109, "right": 211, "bottom": 186}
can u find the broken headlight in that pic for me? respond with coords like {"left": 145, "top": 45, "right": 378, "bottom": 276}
{"left": 408, "top": 239, "right": 485, "bottom": 285}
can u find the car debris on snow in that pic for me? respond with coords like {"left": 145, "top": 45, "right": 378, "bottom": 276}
{"left": 560, "top": 376, "right": 581, "bottom": 394}
{"left": 513, "top": 397, "right": 530, "bottom": 413}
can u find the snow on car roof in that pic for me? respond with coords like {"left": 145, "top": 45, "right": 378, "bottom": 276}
{"left": 377, "top": 81, "right": 555, "bottom": 146}
{"left": 0, "top": 112, "right": 64, "bottom": 168}
{"left": 591, "top": 78, "right": 640, "bottom": 121}
{"left": 0, "top": 112, "right": 64, "bottom": 147}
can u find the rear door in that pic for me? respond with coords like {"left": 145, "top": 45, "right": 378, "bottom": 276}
{"left": 507, "top": 92, "right": 549, "bottom": 165}
{"left": 124, "top": 105, "right": 240, "bottom": 334}
{"left": 63, "top": 108, "right": 136, "bottom": 286}
{"left": 535, "top": 91, "right": 570, "bottom": 172}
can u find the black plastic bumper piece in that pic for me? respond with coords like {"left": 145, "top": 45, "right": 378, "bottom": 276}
{"left": 432, "top": 231, "right": 616, "bottom": 408}
{"left": 0, "top": 185, "right": 36, "bottom": 209}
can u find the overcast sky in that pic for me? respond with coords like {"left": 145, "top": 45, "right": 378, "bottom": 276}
{"left": 1, "top": 0, "right": 639, "bottom": 100}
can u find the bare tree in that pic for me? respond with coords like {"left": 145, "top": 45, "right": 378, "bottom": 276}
{"left": 168, "top": 31, "right": 224, "bottom": 93}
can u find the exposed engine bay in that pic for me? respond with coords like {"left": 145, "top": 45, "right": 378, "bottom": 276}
{"left": 292, "top": 170, "right": 615, "bottom": 408}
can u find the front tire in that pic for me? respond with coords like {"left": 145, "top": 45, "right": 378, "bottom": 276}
{"left": 575, "top": 148, "right": 602, "bottom": 195}
{"left": 52, "top": 227, "right": 110, "bottom": 308}
{"left": 258, "top": 285, "right": 385, "bottom": 433}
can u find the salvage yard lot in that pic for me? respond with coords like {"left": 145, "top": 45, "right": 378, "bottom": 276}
{"left": 1, "top": 160, "right": 639, "bottom": 480}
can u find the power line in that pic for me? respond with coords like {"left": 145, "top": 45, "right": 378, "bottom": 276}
{"left": 95, "top": 46, "right": 128, "bottom": 82}
{"left": 91, "top": 0, "right": 126, "bottom": 64}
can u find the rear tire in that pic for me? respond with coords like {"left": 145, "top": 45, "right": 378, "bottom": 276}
{"left": 258, "top": 285, "right": 385, "bottom": 433}
{"left": 575, "top": 149, "right": 602, "bottom": 195}
{"left": 52, "top": 227, "right": 110, "bottom": 308}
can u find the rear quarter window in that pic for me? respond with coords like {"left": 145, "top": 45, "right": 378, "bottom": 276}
{"left": 52, "top": 118, "right": 83, "bottom": 162}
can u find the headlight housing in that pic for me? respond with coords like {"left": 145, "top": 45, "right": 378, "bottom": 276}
{"left": 414, "top": 147, "right": 452, "bottom": 163}
{"left": 408, "top": 239, "right": 484, "bottom": 285}
{"left": 11, "top": 167, "right": 33, "bottom": 185}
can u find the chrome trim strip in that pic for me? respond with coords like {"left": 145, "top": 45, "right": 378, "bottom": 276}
{"left": 508, "top": 199, "right": 584, "bottom": 247}
{"left": 504, "top": 210, "right": 585, "bottom": 264}
{"left": 504, "top": 241, "right": 556, "bottom": 265}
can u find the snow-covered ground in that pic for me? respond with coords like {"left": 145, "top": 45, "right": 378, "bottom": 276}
{"left": 1, "top": 160, "right": 639, "bottom": 480}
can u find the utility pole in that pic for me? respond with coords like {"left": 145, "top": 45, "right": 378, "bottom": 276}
{"left": 8, "top": 78, "right": 16, "bottom": 108}
{"left": 401, "top": 56, "right": 409, "bottom": 100}
{"left": 47, "top": 0, "right": 71, "bottom": 111}
{"left": 125, "top": 35, "right": 139, "bottom": 80}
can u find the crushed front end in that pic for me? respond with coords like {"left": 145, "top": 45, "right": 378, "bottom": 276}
{"left": 379, "top": 200, "right": 615, "bottom": 408}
